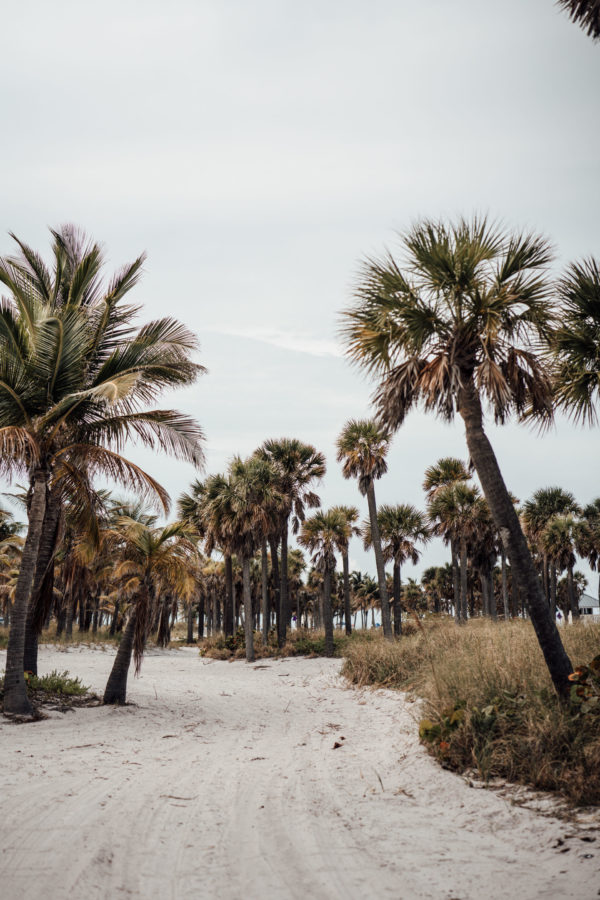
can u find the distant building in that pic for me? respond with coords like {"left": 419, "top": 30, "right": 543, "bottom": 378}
{"left": 579, "top": 592, "right": 600, "bottom": 617}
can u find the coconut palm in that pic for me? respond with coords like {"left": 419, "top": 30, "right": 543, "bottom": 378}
{"left": 299, "top": 509, "right": 345, "bottom": 655}
{"left": 550, "top": 257, "right": 600, "bottom": 424}
{"left": 330, "top": 505, "right": 360, "bottom": 635}
{"left": 0, "top": 226, "right": 205, "bottom": 715}
{"left": 341, "top": 216, "right": 573, "bottom": 695}
{"left": 103, "top": 518, "right": 198, "bottom": 703}
{"left": 256, "top": 439, "right": 325, "bottom": 645}
{"left": 557, "top": 0, "right": 600, "bottom": 41}
{"left": 363, "top": 503, "right": 429, "bottom": 635}
{"left": 336, "top": 419, "right": 392, "bottom": 638}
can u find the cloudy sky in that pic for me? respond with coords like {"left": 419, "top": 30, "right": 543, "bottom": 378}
{"left": 1, "top": 0, "right": 599, "bottom": 590}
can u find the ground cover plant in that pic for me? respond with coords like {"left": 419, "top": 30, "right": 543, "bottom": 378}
{"left": 342, "top": 617, "right": 600, "bottom": 805}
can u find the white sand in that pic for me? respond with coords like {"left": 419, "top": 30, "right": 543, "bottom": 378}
{"left": 0, "top": 646, "right": 598, "bottom": 900}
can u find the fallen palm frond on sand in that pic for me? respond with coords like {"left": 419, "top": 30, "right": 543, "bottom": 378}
{"left": 342, "top": 617, "right": 600, "bottom": 806}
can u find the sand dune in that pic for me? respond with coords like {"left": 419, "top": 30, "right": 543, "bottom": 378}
{"left": 0, "top": 646, "right": 598, "bottom": 899}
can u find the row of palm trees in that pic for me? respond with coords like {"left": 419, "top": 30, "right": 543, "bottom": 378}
{"left": 1, "top": 214, "right": 598, "bottom": 710}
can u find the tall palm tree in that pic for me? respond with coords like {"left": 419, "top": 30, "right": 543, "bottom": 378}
{"left": 541, "top": 514, "right": 580, "bottom": 621}
{"left": 550, "top": 257, "right": 600, "bottom": 424}
{"left": 330, "top": 505, "right": 360, "bottom": 635}
{"left": 178, "top": 477, "right": 237, "bottom": 638}
{"left": 423, "top": 457, "right": 470, "bottom": 613}
{"left": 299, "top": 509, "right": 344, "bottom": 656}
{"left": 364, "top": 503, "right": 429, "bottom": 635}
{"left": 0, "top": 227, "right": 205, "bottom": 716}
{"left": 224, "top": 456, "right": 283, "bottom": 661}
{"left": 103, "top": 517, "right": 198, "bottom": 703}
{"left": 557, "top": 0, "right": 600, "bottom": 41}
{"left": 575, "top": 498, "right": 600, "bottom": 602}
{"left": 522, "top": 487, "right": 580, "bottom": 609}
{"left": 256, "top": 439, "right": 325, "bottom": 646}
{"left": 336, "top": 419, "right": 393, "bottom": 638}
{"left": 428, "top": 483, "right": 480, "bottom": 623}
{"left": 341, "top": 216, "right": 573, "bottom": 695}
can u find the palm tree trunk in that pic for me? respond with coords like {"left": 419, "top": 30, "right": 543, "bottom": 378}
{"left": 269, "top": 535, "right": 280, "bottom": 639}
{"left": 242, "top": 556, "right": 254, "bottom": 662}
{"left": 567, "top": 564, "right": 580, "bottom": 622}
{"left": 459, "top": 537, "right": 468, "bottom": 623}
{"left": 322, "top": 567, "right": 334, "bottom": 657}
{"left": 110, "top": 600, "right": 120, "bottom": 636}
{"left": 224, "top": 555, "right": 234, "bottom": 637}
{"left": 501, "top": 551, "right": 509, "bottom": 619}
{"left": 451, "top": 539, "right": 461, "bottom": 623}
{"left": 542, "top": 554, "right": 549, "bottom": 605}
{"left": 458, "top": 378, "right": 572, "bottom": 697}
{"left": 103, "top": 611, "right": 136, "bottom": 704}
{"left": 342, "top": 550, "right": 352, "bottom": 636}
{"left": 186, "top": 604, "right": 195, "bottom": 643}
{"left": 3, "top": 468, "right": 49, "bottom": 716}
{"left": 23, "top": 492, "right": 61, "bottom": 674}
{"left": 279, "top": 522, "right": 290, "bottom": 646}
{"left": 393, "top": 561, "right": 402, "bottom": 636}
{"left": 550, "top": 564, "right": 557, "bottom": 620}
{"left": 261, "top": 540, "right": 269, "bottom": 643}
{"left": 366, "top": 481, "right": 392, "bottom": 639}
{"left": 198, "top": 596, "right": 204, "bottom": 639}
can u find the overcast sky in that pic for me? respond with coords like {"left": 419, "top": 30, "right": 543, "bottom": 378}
{"left": 1, "top": 0, "right": 599, "bottom": 591}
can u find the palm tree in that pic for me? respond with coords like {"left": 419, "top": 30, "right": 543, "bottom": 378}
{"left": 341, "top": 216, "right": 573, "bottom": 695}
{"left": 364, "top": 503, "right": 429, "bottom": 635}
{"left": 224, "top": 456, "right": 283, "bottom": 661}
{"left": 299, "top": 509, "right": 344, "bottom": 655}
{"left": 336, "top": 419, "right": 393, "bottom": 638}
{"left": 575, "top": 499, "right": 600, "bottom": 602}
{"left": 103, "top": 518, "right": 198, "bottom": 703}
{"left": 428, "top": 483, "right": 480, "bottom": 623}
{"left": 256, "top": 439, "right": 325, "bottom": 646}
{"left": 330, "top": 505, "right": 360, "bottom": 635}
{"left": 550, "top": 257, "right": 600, "bottom": 424}
{"left": 541, "top": 514, "right": 580, "bottom": 621}
{"left": 556, "top": 1, "right": 600, "bottom": 41}
{"left": 0, "top": 227, "right": 205, "bottom": 716}
{"left": 423, "top": 457, "right": 470, "bottom": 613}
{"left": 522, "top": 487, "right": 580, "bottom": 609}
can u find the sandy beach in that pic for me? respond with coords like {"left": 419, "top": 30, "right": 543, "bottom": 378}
{"left": 0, "top": 646, "right": 598, "bottom": 900}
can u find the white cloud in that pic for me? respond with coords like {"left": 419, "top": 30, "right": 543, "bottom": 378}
{"left": 203, "top": 325, "right": 343, "bottom": 358}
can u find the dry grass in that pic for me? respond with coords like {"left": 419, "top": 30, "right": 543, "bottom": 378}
{"left": 342, "top": 616, "right": 600, "bottom": 806}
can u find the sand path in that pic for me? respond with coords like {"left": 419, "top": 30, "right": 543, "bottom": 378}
{"left": 0, "top": 646, "right": 598, "bottom": 900}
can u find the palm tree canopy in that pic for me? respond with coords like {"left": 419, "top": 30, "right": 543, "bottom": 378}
{"left": 336, "top": 419, "right": 390, "bottom": 494}
{"left": 550, "top": 257, "right": 600, "bottom": 425}
{"left": 363, "top": 503, "right": 429, "bottom": 566}
{"left": 329, "top": 504, "right": 360, "bottom": 552}
{"left": 298, "top": 509, "right": 346, "bottom": 573}
{"left": 427, "top": 482, "right": 481, "bottom": 546}
{"left": 341, "top": 217, "right": 555, "bottom": 429}
{"left": 557, "top": 0, "right": 600, "bottom": 40}
{"left": 521, "top": 486, "right": 580, "bottom": 544}
{"left": 422, "top": 457, "right": 470, "bottom": 499}
{"left": 256, "top": 438, "right": 325, "bottom": 532}
{"left": 0, "top": 226, "right": 206, "bottom": 506}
